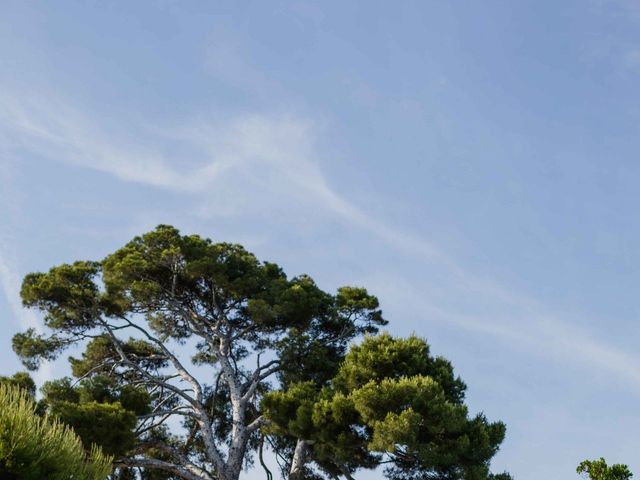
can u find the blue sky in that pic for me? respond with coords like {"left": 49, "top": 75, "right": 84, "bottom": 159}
{"left": 2, "top": 1, "right": 640, "bottom": 478}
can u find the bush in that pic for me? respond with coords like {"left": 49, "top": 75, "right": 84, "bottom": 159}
{"left": 0, "top": 384, "right": 112, "bottom": 480}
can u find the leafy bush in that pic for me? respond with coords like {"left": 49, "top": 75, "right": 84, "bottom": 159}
{"left": 0, "top": 383, "right": 112, "bottom": 480}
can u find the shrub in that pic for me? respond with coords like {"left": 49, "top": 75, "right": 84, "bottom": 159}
{"left": 0, "top": 384, "right": 112, "bottom": 480}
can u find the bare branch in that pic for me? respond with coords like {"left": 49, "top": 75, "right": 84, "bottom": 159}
{"left": 100, "top": 322, "right": 199, "bottom": 408}
{"left": 259, "top": 435, "right": 273, "bottom": 480}
{"left": 242, "top": 360, "right": 280, "bottom": 403}
{"left": 137, "top": 408, "right": 195, "bottom": 420}
{"left": 116, "top": 315, "right": 205, "bottom": 404}
{"left": 115, "top": 457, "right": 213, "bottom": 480}
{"left": 247, "top": 415, "right": 268, "bottom": 433}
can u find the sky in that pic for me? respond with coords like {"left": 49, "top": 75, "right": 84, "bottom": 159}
{"left": 2, "top": 1, "right": 640, "bottom": 479}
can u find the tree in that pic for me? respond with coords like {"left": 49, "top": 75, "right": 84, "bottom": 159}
{"left": 11, "top": 225, "right": 385, "bottom": 480}
{"left": 10, "top": 225, "right": 508, "bottom": 480}
{"left": 577, "top": 458, "right": 632, "bottom": 480}
{"left": 0, "top": 371, "right": 36, "bottom": 397}
{"left": 263, "top": 333, "right": 511, "bottom": 480}
{"left": 0, "top": 383, "right": 112, "bottom": 480}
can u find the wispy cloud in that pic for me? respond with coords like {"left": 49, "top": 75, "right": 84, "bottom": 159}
{"left": 0, "top": 87, "right": 447, "bottom": 257}
{"left": 1, "top": 86, "right": 638, "bottom": 393}
{"left": 0, "top": 93, "right": 211, "bottom": 190}
{"left": 458, "top": 307, "right": 640, "bottom": 390}
{"left": 366, "top": 272, "right": 640, "bottom": 392}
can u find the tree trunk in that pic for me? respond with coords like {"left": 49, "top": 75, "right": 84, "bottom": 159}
{"left": 289, "top": 439, "right": 309, "bottom": 480}
{"left": 222, "top": 432, "right": 248, "bottom": 480}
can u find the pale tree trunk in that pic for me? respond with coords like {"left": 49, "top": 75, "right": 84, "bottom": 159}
{"left": 213, "top": 336, "right": 271, "bottom": 480}
{"left": 104, "top": 307, "right": 279, "bottom": 480}
{"left": 289, "top": 439, "right": 310, "bottom": 480}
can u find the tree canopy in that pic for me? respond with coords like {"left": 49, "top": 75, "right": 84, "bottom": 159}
{"left": 10, "top": 225, "right": 509, "bottom": 480}
{"left": 263, "top": 334, "right": 508, "bottom": 480}
{"left": 577, "top": 458, "right": 632, "bottom": 480}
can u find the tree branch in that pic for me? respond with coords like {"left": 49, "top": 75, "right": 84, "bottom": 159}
{"left": 115, "top": 457, "right": 213, "bottom": 480}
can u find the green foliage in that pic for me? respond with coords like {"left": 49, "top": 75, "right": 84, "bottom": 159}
{"left": 12, "top": 328, "right": 62, "bottom": 371}
{"left": 70, "top": 336, "right": 168, "bottom": 379}
{"left": 49, "top": 400, "right": 137, "bottom": 457}
{"left": 0, "top": 383, "right": 112, "bottom": 480}
{"left": 0, "top": 371, "right": 36, "bottom": 397}
{"left": 20, "top": 261, "right": 102, "bottom": 329}
{"left": 577, "top": 458, "right": 632, "bottom": 480}
{"left": 262, "top": 381, "right": 319, "bottom": 440}
{"left": 14, "top": 225, "right": 386, "bottom": 370}
{"left": 40, "top": 376, "right": 143, "bottom": 457}
{"left": 334, "top": 333, "right": 466, "bottom": 404}
{"left": 263, "top": 334, "right": 508, "bottom": 480}
{"left": 8, "top": 225, "right": 507, "bottom": 480}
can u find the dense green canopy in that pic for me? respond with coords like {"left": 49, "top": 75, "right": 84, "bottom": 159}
{"left": 263, "top": 333, "right": 510, "bottom": 480}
